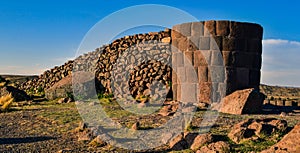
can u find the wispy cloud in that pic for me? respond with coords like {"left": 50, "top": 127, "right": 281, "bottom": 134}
{"left": 262, "top": 39, "right": 300, "bottom": 87}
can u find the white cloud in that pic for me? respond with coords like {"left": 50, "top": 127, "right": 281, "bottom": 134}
{"left": 262, "top": 39, "right": 300, "bottom": 87}
{"left": 263, "top": 39, "right": 289, "bottom": 45}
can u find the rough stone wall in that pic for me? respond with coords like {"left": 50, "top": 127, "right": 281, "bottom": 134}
{"left": 171, "top": 21, "right": 263, "bottom": 104}
{"left": 19, "top": 30, "right": 172, "bottom": 99}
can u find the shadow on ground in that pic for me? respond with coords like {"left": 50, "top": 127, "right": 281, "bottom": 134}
{"left": 0, "top": 136, "right": 55, "bottom": 145}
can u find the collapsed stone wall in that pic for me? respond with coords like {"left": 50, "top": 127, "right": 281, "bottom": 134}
{"left": 171, "top": 21, "right": 263, "bottom": 104}
{"left": 19, "top": 30, "right": 172, "bottom": 99}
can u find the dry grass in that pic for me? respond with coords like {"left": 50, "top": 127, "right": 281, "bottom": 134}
{"left": 0, "top": 93, "right": 14, "bottom": 111}
{"left": 0, "top": 82, "right": 6, "bottom": 87}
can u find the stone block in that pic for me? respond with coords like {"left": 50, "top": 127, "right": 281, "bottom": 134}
{"left": 204, "top": 20, "right": 216, "bottom": 36}
{"left": 209, "top": 66, "right": 225, "bottom": 83}
{"left": 252, "top": 55, "right": 262, "bottom": 69}
{"left": 197, "top": 66, "right": 209, "bottom": 82}
{"left": 188, "top": 36, "right": 200, "bottom": 51}
{"left": 172, "top": 36, "right": 180, "bottom": 49}
{"left": 218, "top": 88, "right": 264, "bottom": 114}
{"left": 236, "top": 68, "right": 249, "bottom": 89}
{"left": 177, "top": 67, "right": 186, "bottom": 83}
{"left": 184, "top": 51, "right": 194, "bottom": 65}
{"left": 222, "top": 37, "right": 236, "bottom": 51}
{"left": 199, "top": 37, "right": 210, "bottom": 50}
{"left": 199, "top": 82, "right": 212, "bottom": 103}
{"left": 186, "top": 66, "right": 198, "bottom": 83}
{"left": 211, "top": 36, "right": 223, "bottom": 50}
{"left": 216, "top": 20, "right": 229, "bottom": 36}
{"left": 234, "top": 52, "right": 254, "bottom": 68}
{"left": 285, "top": 100, "right": 293, "bottom": 106}
{"left": 171, "top": 28, "right": 183, "bottom": 39}
{"left": 178, "top": 37, "right": 189, "bottom": 52}
{"left": 244, "top": 23, "right": 263, "bottom": 39}
{"left": 177, "top": 22, "right": 192, "bottom": 37}
{"left": 225, "top": 83, "right": 237, "bottom": 95}
{"left": 172, "top": 52, "right": 184, "bottom": 68}
{"left": 191, "top": 22, "right": 204, "bottom": 36}
{"left": 172, "top": 84, "right": 179, "bottom": 100}
{"left": 229, "top": 21, "right": 245, "bottom": 38}
{"left": 172, "top": 70, "right": 178, "bottom": 84}
{"left": 247, "top": 39, "right": 262, "bottom": 53}
{"left": 225, "top": 67, "right": 237, "bottom": 85}
{"left": 211, "top": 50, "right": 223, "bottom": 66}
{"left": 222, "top": 51, "right": 233, "bottom": 66}
{"left": 218, "top": 83, "right": 227, "bottom": 98}
{"left": 194, "top": 50, "right": 211, "bottom": 66}
{"left": 270, "top": 100, "right": 276, "bottom": 106}
{"left": 249, "top": 70, "right": 260, "bottom": 89}
{"left": 235, "top": 38, "right": 247, "bottom": 51}
{"left": 277, "top": 100, "right": 284, "bottom": 106}
{"left": 181, "top": 83, "right": 197, "bottom": 103}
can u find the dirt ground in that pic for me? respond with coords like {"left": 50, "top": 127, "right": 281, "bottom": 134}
{"left": 0, "top": 100, "right": 300, "bottom": 153}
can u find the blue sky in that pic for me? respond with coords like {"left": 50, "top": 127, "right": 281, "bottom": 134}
{"left": 0, "top": 0, "right": 299, "bottom": 87}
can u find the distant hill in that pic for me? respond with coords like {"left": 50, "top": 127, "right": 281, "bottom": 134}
{"left": 260, "top": 84, "right": 300, "bottom": 101}
{"left": 0, "top": 75, "right": 38, "bottom": 87}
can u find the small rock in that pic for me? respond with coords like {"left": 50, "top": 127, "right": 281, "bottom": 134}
{"left": 161, "top": 37, "right": 171, "bottom": 43}
{"left": 197, "top": 141, "right": 230, "bottom": 153}
{"left": 280, "top": 112, "right": 287, "bottom": 117}
{"left": 190, "top": 133, "right": 214, "bottom": 150}
{"left": 89, "top": 101, "right": 97, "bottom": 106}
{"left": 89, "top": 135, "right": 107, "bottom": 147}
{"left": 77, "top": 130, "right": 93, "bottom": 142}
{"left": 169, "top": 133, "right": 188, "bottom": 151}
{"left": 131, "top": 122, "right": 140, "bottom": 130}
{"left": 57, "top": 97, "right": 67, "bottom": 104}
{"left": 197, "top": 102, "right": 209, "bottom": 109}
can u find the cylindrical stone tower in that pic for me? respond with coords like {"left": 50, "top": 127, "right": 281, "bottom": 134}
{"left": 171, "top": 20, "right": 263, "bottom": 104}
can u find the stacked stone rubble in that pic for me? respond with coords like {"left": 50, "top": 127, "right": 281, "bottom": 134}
{"left": 19, "top": 30, "right": 172, "bottom": 99}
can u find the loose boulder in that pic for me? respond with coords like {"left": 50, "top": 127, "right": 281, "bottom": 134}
{"left": 45, "top": 75, "right": 72, "bottom": 100}
{"left": 169, "top": 133, "right": 188, "bottom": 151}
{"left": 216, "top": 88, "right": 265, "bottom": 115}
{"left": 190, "top": 133, "right": 214, "bottom": 150}
{"left": 261, "top": 123, "right": 300, "bottom": 153}
{"left": 228, "top": 118, "right": 287, "bottom": 144}
{"left": 45, "top": 72, "right": 99, "bottom": 100}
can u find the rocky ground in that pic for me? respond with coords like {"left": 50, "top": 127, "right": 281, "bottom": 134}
{"left": 0, "top": 99, "right": 300, "bottom": 153}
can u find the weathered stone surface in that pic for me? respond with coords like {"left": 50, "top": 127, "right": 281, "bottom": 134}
{"left": 204, "top": 20, "right": 216, "bottom": 36}
{"left": 228, "top": 118, "right": 287, "bottom": 144}
{"left": 44, "top": 75, "right": 73, "bottom": 100}
{"left": 88, "top": 135, "right": 107, "bottom": 147}
{"left": 191, "top": 22, "right": 204, "bottom": 36}
{"left": 169, "top": 133, "right": 188, "bottom": 151}
{"left": 216, "top": 88, "right": 265, "bottom": 114}
{"left": 196, "top": 141, "right": 230, "bottom": 153}
{"left": 162, "top": 37, "right": 171, "bottom": 43}
{"left": 199, "top": 37, "right": 210, "bottom": 50}
{"left": 216, "top": 20, "right": 229, "bottom": 36}
{"left": 190, "top": 133, "right": 214, "bottom": 150}
{"left": 261, "top": 123, "right": 300, "bottom": 153}
{"left": 172, "top": 21, "right": 263, "bottom": 106}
